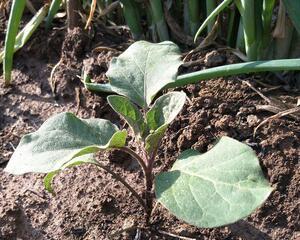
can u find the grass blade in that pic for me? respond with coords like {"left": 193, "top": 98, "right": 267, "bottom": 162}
{"left": 188, "top": 0, "right": 201, "bottom": 35}
{"left": 289, "top": 33, "right": 300, "bottom": 58}
{"left": 283, "top": 0, "right": 300, "bottom": 34}
{"left": 149, "top": 0, "right": 169, "bottom": 41}
{"left": 45, "top": 0, "right": 62, "bottom": 30}
{"left": 169, "top": 59, "right": 300, "bottom": 88}
{"left": 3, "top": 0, "right": 26, "bottom": 86}
{"left": 0, "top": 5, "right": 49, "bottom": 65}
{"left": 226, "top": 4, "right": 238, "bottom": 47}
{"left": 236, "top": 19, "right": 245, "bottom": 52}
{"left": 120, "top": 0, "right": 143, "bottom": 40}
{"left": 237, "top": 0, "right": 257, "bottom": 60}
{"left": 259, "top": 0, "right": 276, "bottom": 59}
{"left": 206, "top": 0, "right": 216, "bottom": 33}
{"left": 194, "top": 0, "right": 232, "bottom": 42}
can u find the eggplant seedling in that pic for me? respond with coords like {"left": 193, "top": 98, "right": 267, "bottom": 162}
{"left": 5, "top": 41, "right": 272, "bottom": 229}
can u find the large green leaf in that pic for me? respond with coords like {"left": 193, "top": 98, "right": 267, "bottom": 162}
{"left": 5, "top": 112, "right": 127, "bottom": 175}
{"left": 145, "top": 91, "right": 186, "bottom": 155}
{"left": 107, "top": 95, "right": 147, "bottom": 138}
{"left": 155, "top": 136, "right": 272, "bottom": 228}
{"left": 106, "top": 41, "right": 182, "bottom": 108}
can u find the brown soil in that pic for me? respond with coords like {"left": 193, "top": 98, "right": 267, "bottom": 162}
{"left": 0, "top": 12, "right": 299, "bottom": 240}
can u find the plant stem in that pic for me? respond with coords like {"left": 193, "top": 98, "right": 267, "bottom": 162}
{"left": 274, "top": 18, "right": 294, "bottom": 59}
{"left": 237, "top": 0, "right": 257, "bottom": 60}
{"left": 95, "top": 162, "right": 147, "bottom": 212}
{"left": 289, "top": 32, "right": 300, "bottom": 58}
{"left": 236, "top": 18, "right": 245, "bottom": 51}
{"left": 183, "top": 0, "right": 189, "bottom": 34}
{"left": 119, "top": 146, "right": 147, "bottom": 175}
{"left": 260, "top": 0, "right": 276, "bottom": 59}
{"left": 273, "top": 1, "right": 294, "bottom": 59}
{"left": 206, "top": 0, "right": 216, "bottom": 33}
{"left": 194, "top": 0, "right": 232, "bottom": 42}
{"left": 118, "top": 146, "right": 154, "bottom": 220}
{"left": 26, "top": 0, "right": 36, "bottom": 14}
{"left": 120, "top": 0, "right": 143, "bottom": 40}
{"left": 144, "top": 144, "right": 160, "bottom": 222}
{"left": 226, "top": 4, "right": 237, "bottom": 47}
{"left": 46, "top": 0, "right": 62, "bottom": 30}
{"left": 149, "top": 0, "right": 169, "bottom": 41}
{"left": 3, "top": 0, "right": 26, "bottom": 86}
{"left": 66, "top": 0, "right": 80, "bottom": 30}
{"left": 144, "top": 167, "right": 153, "bottom": 222}
{"left": 173, "top": 0, "right": 182, "bottom": 24}
{"left": 188, "top": 0, "right": 201, "bottom": 36}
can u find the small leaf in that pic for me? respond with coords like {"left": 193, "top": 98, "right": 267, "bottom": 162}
{"left": 107, "top": 95, "right": 147, "bottom": 138}
{"left": 146, "top": 91, "right": 186, "bottom": 131}
{"left": 145, "top": 92, "right": 186, "bottom": 154}
{"left": 44, "top": 154, "right": 97, "bottom": 194}
{"left": 81, "top": 71, "right": 115, "bottom": 94}
{"left": 145, "top": 125, "right": 168, "bottom": 156}
{"left": 155, "top": 136, "right": 272, "bottom": 228}
{"left": 106, "top": 41, "right": 182, "bottom": 107}
{"left": 44, "top": 170, "right": 60, "bottom": 194}
{"left": 5, "top": 112, "right": 127, "bottom": 175}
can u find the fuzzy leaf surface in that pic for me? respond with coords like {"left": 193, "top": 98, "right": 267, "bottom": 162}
{"left": 106, "top": 41, "right": 182, "bottom": 108}
{"left": 155, "top": 136, "right": 272, "bottom": 228}
{"left": 5, "top": 112, "right": 127, "bottom": 174}
{"left": 145, "top": 91, "right": 186, "bottom": 154}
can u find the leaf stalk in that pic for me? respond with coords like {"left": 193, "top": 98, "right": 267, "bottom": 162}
{"left": 95, "top": 161, "right": 148, "bottom": 212}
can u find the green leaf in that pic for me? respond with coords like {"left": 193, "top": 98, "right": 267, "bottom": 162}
{"left": 107, "top": 95, "right": 147, "bottom": 138}
{"left": 146, "top": 92, "right": 186, "bottom": 131}
{"left": 81, "top": 71, "right": 115, "bottom": 94}
{"left": 145, "top": 125, "right": 168, "bottom": 156}
{"left": 44, "top": 170, "right": 60, "bottom": 194}
{"left": 155, "top": 136, "right": 272, "bottom": 228}
{"left": 106, "top": 41, "right": 182, "bottom": 108}
{"left": 44, "top": 154, "right": 96, "bottom": 194}
{"left": 145, "top": 92, "right": 186, "bottom": 155}
{"left": 283, "top": 0, "right": 300, "bottom": 34}
{"left": 5, "top": 112, "right": 127, "bottom": 175}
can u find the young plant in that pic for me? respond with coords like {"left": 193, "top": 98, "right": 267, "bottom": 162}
{"left": 5, "top": 41, "right": 272, "bottom": 229}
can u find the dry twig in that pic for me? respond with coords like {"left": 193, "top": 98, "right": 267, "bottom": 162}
{"left": 254, "top": 106, "right": 300, "bottom": 136}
